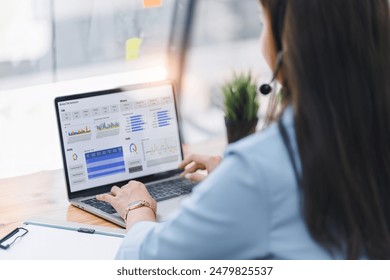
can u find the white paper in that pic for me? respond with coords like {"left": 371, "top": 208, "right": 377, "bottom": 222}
{"left": 0, "top": 224, "right": 124, "bottom": 260}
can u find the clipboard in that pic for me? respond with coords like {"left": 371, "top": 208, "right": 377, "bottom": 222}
{"left": 0, "top": 218, "right": 126, "bottom": 260}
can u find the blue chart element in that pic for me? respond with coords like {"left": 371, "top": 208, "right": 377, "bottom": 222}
{"left": 85, "top": 147, "right": 125, "bottom": 179}
{"left": 157, "top": 110, "right": 172, "bottom": 128}
{"left": 130, "top": 115, "right": 146, "bottom": 132}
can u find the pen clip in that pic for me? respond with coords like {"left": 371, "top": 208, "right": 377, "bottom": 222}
{"left": 77, "top": 228, "right": 95, "bottom": 234}
{"left": 0, "top": 227, "right": 29, "bottom": 250}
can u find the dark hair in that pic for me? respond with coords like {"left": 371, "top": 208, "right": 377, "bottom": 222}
{"left": 260, "top": 0, "right": 390, "bottom": 259}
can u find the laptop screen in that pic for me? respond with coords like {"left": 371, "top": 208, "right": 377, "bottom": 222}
{"left": 56, "top": 82, "right": 183, "bottom": 193}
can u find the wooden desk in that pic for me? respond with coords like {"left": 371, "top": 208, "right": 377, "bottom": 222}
{"left": 0, "top": 139, "right": 226, "bottom": 238}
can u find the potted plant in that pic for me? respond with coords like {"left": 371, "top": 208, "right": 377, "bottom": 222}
{"left": 223, "top": 72, "right": 260, "bottom": 144}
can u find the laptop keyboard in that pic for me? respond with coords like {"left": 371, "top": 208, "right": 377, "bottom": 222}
{"left": 81, "top": 178, "right": 196, "bottom": 214}
{"left": 147, "top": 177, "right": 196, "bottom": 202}
{"left": 82, "top": 198, "right": 117, "bottom": 214}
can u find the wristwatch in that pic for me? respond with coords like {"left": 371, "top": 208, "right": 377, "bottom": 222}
{"left": 124, "top": 200, "right": 156, "bottom": 221}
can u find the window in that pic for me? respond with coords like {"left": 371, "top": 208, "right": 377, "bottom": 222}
{"left": 0, "top": 0, "right": 53, "bottom": 89}
{"left": 0, "top": 0, "right": 175, "bottom": 90}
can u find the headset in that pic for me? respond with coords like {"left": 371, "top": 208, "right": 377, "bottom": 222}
{"left": 259, "top": 0, "right": 288, "bottom": 95}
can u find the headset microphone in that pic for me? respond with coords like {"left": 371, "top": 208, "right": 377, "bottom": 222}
{"left": 259, "top": 83, "right": 272, "bottom": 95}
{"left": 259, "top": 52, "right": 283, "bottom": 95}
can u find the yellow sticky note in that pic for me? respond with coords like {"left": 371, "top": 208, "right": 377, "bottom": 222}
{"left": 125, "top": 38, "right": 142, "bottom": 61}
{"left": 143, "top": 0, "right": 163, "bottom": 8}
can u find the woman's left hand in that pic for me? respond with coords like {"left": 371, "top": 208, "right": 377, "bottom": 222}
{"left": 96, "top": 180, "right": 157, "bottom": 228}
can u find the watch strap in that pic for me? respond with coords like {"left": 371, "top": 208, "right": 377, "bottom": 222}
{"left": 124, "top": 200, "right": 156, "bottom": 221}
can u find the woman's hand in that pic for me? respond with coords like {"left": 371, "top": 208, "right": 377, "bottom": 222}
{"left": 96, "top": 180, "right": 157, "bottom": 229}
{"left": 179, "top": 154, "right": 222, "bottom": 182}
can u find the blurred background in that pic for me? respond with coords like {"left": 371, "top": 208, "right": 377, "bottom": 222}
{"left": 0, "top": 0, "right": 272, "bottom": 179}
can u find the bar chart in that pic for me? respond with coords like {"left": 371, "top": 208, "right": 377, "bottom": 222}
{"left": 128, "top": 115, "right": 146, "bottom": 133}
{"left": 66, "top": 125, "right": 92, "bottom": 144}
{"left": 151, "top": 109, "right": 173, "bottom": 129}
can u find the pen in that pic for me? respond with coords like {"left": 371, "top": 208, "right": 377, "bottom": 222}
{"left": 25, "top": 221, "right": 124, "bottom": 238}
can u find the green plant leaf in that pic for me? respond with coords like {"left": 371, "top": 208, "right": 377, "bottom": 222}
{"left": 222, "top": 72, "right": 260, "bottom": 121}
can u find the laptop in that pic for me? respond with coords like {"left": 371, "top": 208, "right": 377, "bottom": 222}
{"left": 54, "top": 81, "right": 196, "bottom": 228}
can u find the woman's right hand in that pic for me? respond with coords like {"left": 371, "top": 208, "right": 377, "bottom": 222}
{"left": 178, "top": 154, "right": 222, "bottom": 182}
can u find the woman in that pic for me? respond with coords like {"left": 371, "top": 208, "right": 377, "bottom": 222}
{"left": 97, "top": 0, "right": 390, "bottom": 259}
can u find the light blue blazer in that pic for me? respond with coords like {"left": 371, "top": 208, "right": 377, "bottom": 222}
{"left": 116, "top": 107, "right": 339, "bottom": 259}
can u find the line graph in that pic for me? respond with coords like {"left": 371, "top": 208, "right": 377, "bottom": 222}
{"left": 142, "top": 137, "right": 179, "bottom": 167}
{"left": 95, "top": 121, "right": 120, "bottom": 138}
{"left": 96, "top": 121, "right": 120, "bottom": 131}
